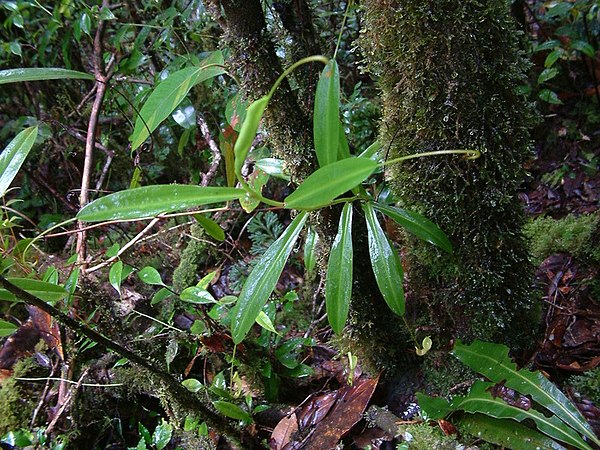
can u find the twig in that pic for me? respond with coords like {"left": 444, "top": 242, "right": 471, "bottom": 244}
{"left": 0, "top": 275, "right": 247, "bottom": 446}
{"left": 76, "top": 0, "right": 110, "bottom": 264}
{"left": 197, "top": 114, "right": 222, "bottom": 186}
{"left": 95, "top": 150, "right": 114, "bottom": 192}
{"left": 84, "top": 217, "right": 160, "bottom": 274}
{"left": 45, "top": 368, "right": 89, "bottom": 436}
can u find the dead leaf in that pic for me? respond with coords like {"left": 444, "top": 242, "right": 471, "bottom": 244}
{"left": 304, "top": 375, "right": 379, "bottom": 449}
{"left": 27, "top": 305, "right": 63, "bottom": 360}
{"left": 270, "top": 413, "right": 298, "bottom": 450}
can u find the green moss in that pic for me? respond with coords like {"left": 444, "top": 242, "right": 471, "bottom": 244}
{"left": 569, "top": 368, "right": 600, "bottom": 405}
{"left": 0, "top": 358, "right": 37, "bottom": 435}
{"left": 359, "top": 0, "right": 539, "bottom": 369}
{"left": 397, "top": 422, "right": 460, "bottom": 449}
{"left": 172, "top": 224, "right": 213, "bottom": 293}
{"left": 524, "top": 212, "right": 600, "bottom": 264}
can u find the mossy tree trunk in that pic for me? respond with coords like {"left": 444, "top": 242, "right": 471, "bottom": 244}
{"left": 359, "top": 1, "right": 539, "bottom": 358}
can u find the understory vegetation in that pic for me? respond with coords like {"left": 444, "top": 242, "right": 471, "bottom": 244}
{"left": 0, "top": 1, "right": 599, "bottom": 449}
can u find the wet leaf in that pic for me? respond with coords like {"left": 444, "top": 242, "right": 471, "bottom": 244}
{"left": 304, "top": 226, "right": 319, "bottom": 274}
{"left": 152, "top": 419, "right": 172, "bottom": 450}
{"left": 27, "top": 305, "right": 63, "bottom": 360}
{"left": 0, "top": 319, "right": 17, "bottom": 337}
{"left": 285, "top": 158, "right": 377, "bottom": 210}
{"left": 138, "top": 266, "right": 164, "bottom": 286}
{"left": 234, "top": 96, "right": 269, "bottom": 180}
{"left": 255, "top": 158, "right": 289, "bottom": 180}
{"left": 305, "top": 376, "right": 379, "bottom": 449}
{"left": 194, "top": 214, "right": 225, "bottom": 241}
{"left": 314, "top": 59, "right": 340, "bottom": 167}
{"left": 130, "top": 51, "right": 225, "bottom": 150}
{"left": 270, "top": 413, "right": 298, "bottom": 450}
{"left": 256, "top": 311, "right": 279, "bottom": 335}
{"left": 0, "top": 278, "right": 68, "bottom": 305}
{"left": 182, "top": 378, "right": 203, "bottom": 393}
{"left": 213, "top": 401, "right": 253, "bottom": 423}
{"left": 0, "top": 126, "right": 38, "bottom": 198}
{"left": 452, "top": 340, "right": 600, "bottom": 446}
{"left": 363, "top": 203, "right": 405, "bottom": 316}
{"left": 326, "top": 202, "right": 353, "bottom": 335}
{"left": 180, "top": 287, "right": 215, "bottom": 304}
{"left": 230, "top": 212, "right": 307, "bottom": 344}
{"left": 77, "top": 185, "right": 244, "bottom": 222}
{"left": 374, "top": 203, "right": 452, "bottom": 254}
{"left": 109, "top": 260, "right": 123, "bottom": 295}
{"left": 0, "top": 68, "right": 94, "bottom": 84}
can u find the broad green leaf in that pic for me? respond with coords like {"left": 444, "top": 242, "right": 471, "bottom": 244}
{"left": 363, "top": 203, "right": 404, "bottom": 316}
{"left": 194, "top": 214, "right": 225, "bottom": 241}
{"left": 0, "top": 68, "right": 94, "bottom": 84}
{"left": 538, "top": 67, "right": 559, "bottom": 84}
{"left": 0, "top": 319, "right": 17, "bottom": 337}
{"left": 256, "top": 311, "right": 279, "bottom": 335}
{"left": 571, "top": 40, "right": 595, "bottom": 58}
{"left": 99, "top": 6, "right": 116, "bottom": 20}
{"left": 304, "top": 227, "right": 319, "bottom": 274}
{"left": 325, "top": 202, "right": 353, "bottom": 334}
{"left": 0, "top": 126, "right": 38, "bottom": 197}
{"left": 234, "top": 96, "right": 269, "bottom": 180}
{"left": 358, "top": 141, "right": 382, "bottom": 160}
{"left": 544, "top": 49, "right": 563, "bottom": 68}
{"left": 77, "top": 185, "right": 244, "bottom": 222}
{"left": 539, "top": 89, "right": 563, "bottom": 105}
{"left": 152, "top": 419, "right": 173, "bottom": 450}
{"left": 138, "top": 266, "right": 164, "bottom": 286}
{"left": 460, "top": 414, "right": 567, "bottom": 450}
{"left": 197, "top": 271, "right": 217, "bottom": 290}
{"left": 452, "top": 340, "right": 600, "bottom": 446}
{"left": 180, "top": 287, "right": 215, "bottom": 304}
{"left": 284, "top": 157, "right": 377, "bottom": 210}
{"left": 255, "top": 158, "right": 289, "bottom": 180}
{"left": 0, "top": 278, "right": 68, "bottom": 304}
{"left": 534, "top": 40, "right": 560, "bottom": 53}
{"left": 420, "top": 381, "right": 592, "bottom": 450}
{"left": 109, "top": 260, "right": 123, "bottom": 295}
{"left": 230, "top": 212, "right": 307, "bottom": 344}
{"left": 314, "top": 59, "right": 340, "bottom": 167}
{"left": 373, "top": 203, "right": 452, "bottom": 254}
{"left": 182, "top": 378, "right": 203, "bottom": 393}
{"left": 213, "top": 401, "right": 253, "bottom": 423}
{"left": 130, "top": 51, "right": 225, "bottom": 151}
{"left": 151, "top": 287, "right": 172, "bottom": 305}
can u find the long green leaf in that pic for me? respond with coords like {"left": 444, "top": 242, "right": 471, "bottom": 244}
{"left": 452, "top": 340, "right": 600, "bottom": 446}
{"left": 77, "top": 185, "right": 244, "bottom": 222}
{"left": 234, "top": 96, "right": 269, "bottom": 180}
{"left": 459, "top": 414, "right": 567, "bottom": 450}
{"left": 130, "top": 51, "right": 225, "bottom": 151}
{"left": 0, "top": 68, "right": 94, "bottom": 84}
{"left": 285, "top": 157, "right": 377, "bottom": 210}
{"left": 363, "top": 203, "right": 404, "bottom": 316}
{"left": 373, "top": 203, "right": 452, "bottom": 254}
{"left": 0, "top": 319, "right": 18, "bottom": 337}
{"left": 420, "top": 381, "right": 592, "bottom": 450}
{"left": 0, "top": 126, "right": 38, "bottom": 197}
{"left": 314, "top": 59, "right": 340, "bottom": 167}
{"left": 326, "top": 202, "right": 353, "bottom": 334}
{"left": 213, "top": 401, "right": 253, "bottom": 423}
{"left": 0, "top": 278, "right": 68, "bottom": 305}
{"left": 230, "top": 212, "right": 307, "bottom": 344}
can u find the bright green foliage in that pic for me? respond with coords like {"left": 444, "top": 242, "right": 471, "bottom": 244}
{"left": 0, "top": 68, "right": 93, "bottom": 84}
{"left": 0, "top": 278, "right": 68, "bottom": 304}
{"left": 0, "top": 126, "right": 37, "bottom": 198}
{"left": 314, "top": 60, "right": 341, "bottom": 167}
{"left": 418, "top": 341, "right": 600, "bottom": 449}
{"left": 326, "top": 202, "right": 353, "bottom": 334}
{"left": 130, "top": 51, "right": 225, "bottom": 151}
{"left": 77, "top": 185, "right": 244, "bottom": 222}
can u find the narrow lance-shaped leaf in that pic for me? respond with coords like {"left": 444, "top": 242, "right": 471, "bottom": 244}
{"left": 419, "top": 382, "right": 593, "bottom": 450}
{"left": 452, "top": 340, "right": 600, "bottom": 446}
{"left": 0, "top": 126, "right": 38, "bottom": 197}
{"left": 231, "top": 212, "right": 307, "bottom": 344}
{"left": 130, "top": 51, "right": 225, "bottom": 151}
{"left": 0, "top": 68, "right": 94, "bottom": 84}
{"left": 314, "top": 59, "right": 340, "bottom": 167}
{"left": 362, "top": 203, "right": 405, "bottom": 316}
{"left": 285, "top": 157, "right": 377, "bottom": 210}
{"left": 0, "top": 278, "right": 68, "bottom": 305}
{"left": 234, "top": 96, "right": 269, "bottom": 181}
{"left": 304, "top": 226, "right": 319, "bottom": 274}
{"left": 77, "top": 185, "right": 244, "bottom": 222}
{"left": 326, "top": 202, "right": 353, "bottom": 334}
{"left": 373, "top": 203, "right": 452, "bottom": 254}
